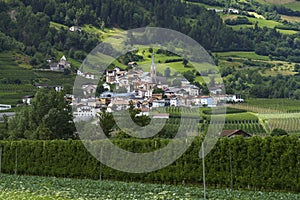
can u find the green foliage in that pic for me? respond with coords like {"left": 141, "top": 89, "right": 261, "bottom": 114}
{"left": 0, "top": 32, "right": 24, "bottom": 52}
{"left": 225, "top": 17, "right": 252, "bottom": 25}
{"left": 98, "top": 111, "right": 115, "bottom": 137}
{"left": 6, "top": 89, "right": 75, "bottom": 140}
{"left": 0, "top": 136, "right": 299, "bottom": 192}
{"left": 271, "top": 128, "right": 289, "bottom": 136}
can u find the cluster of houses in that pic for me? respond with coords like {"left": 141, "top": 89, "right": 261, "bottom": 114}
{"left": 72, "top": 52, "right": 244, "bottom": 119}
{"left": 15, "top": 52, "right": 250, "bottom": 137}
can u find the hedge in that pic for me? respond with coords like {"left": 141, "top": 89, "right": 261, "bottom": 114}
{"left": 0, "top": 136, "right": 299, "bottom": 192}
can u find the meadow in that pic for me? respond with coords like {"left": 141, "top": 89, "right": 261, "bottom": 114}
{"left": 1, "top": 174, "right": 299, "bottom": 200}
{"left": 214, "top": 51, "right": 270, "bottom": 61}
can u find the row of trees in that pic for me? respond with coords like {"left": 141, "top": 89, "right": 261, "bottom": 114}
{"left": 0, "top": 136, "right": 299, "bottom": 191}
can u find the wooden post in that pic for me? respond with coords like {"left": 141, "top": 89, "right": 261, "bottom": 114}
{"left": 230, "top": 147, "right": 233, "bottom": 190}
{"left": 99, "top": 147, "right": 102, "bottom": 181}
{"left": 0, "top": 146, "right": 2, "bottom": 174}
{"left": 202, "top": 142, "right": 206, "bottom": 200}
{"left": 14, "top": 146, "right": 17, "bottom": 175}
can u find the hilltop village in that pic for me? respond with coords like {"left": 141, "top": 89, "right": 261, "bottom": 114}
{"left": 72, "top": 53, "right": 243, "bottom": 119}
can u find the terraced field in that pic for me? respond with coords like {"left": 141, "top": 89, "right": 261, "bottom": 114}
{"left": 0, "top": 52, "right": 75, "bottom": 105}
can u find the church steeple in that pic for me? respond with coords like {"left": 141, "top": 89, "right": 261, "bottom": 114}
{"left": 150, "top": 51, "right": 157, "bottom": 83}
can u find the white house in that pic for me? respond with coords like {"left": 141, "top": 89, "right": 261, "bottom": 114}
{"left": 74, "top": 105, "right": 99, "bottom": 117}
{"left": 170, "top": 98, "right": 179, "bottom": 107}
{"left": 227, "top": 8, "right": 239, "bottom": 14}
{"left": 232, "top": 94, "right": 244, "bottom": 103}
{"left": 22, "top": 95, "right": 34, "bottom": 105}
{"left": 69, "top": 25, "right": 81, "bottom": 32}
{"left": 85, "top": 73, "right": 95, "bottom": 79}
{"left": 188, "top": 85, "right": 200, "bottom": 96}
{"left": 152, "top": 99, "right": 165, "bottom": 108}
{"left": 82, "top": 84, "right": 98, "bottom": 96}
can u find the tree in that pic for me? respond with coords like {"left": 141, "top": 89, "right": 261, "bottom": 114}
{"left": 153, "top": 88, "right": 164, "bottom": 94}
{"left": 294, "top": 64, "right": 300, "bottom": 72}
{"left": 271, "top": 128, "right": 288, "bottom": 136}
{"left": 8, "top": 89, "right": 76, "bottom": 140}
{"left": 209, "top": 76, "right": 216, "bottom": 87}
{"left": 98, "top": 111, "right": 116, "bottom": 137}
{"left": 164, "top": 67, "right": 171, "bottom": 77}
{"left": 183, "top": 59, "right": 188, "bottom": 67}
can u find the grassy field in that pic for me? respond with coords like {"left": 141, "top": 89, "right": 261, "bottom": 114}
{"left": 248, "top": 17, "right": 282, "bottom": 28}
{"left": 223, "top": 13, "right": 298, "bottom": 35}
{"left": 284, "top": 1, "right": 300, "bottom": 11}
{"left": 1, "top": 174, "right": 299, "bottom": 200}
{"left": 256, "top": 0, "right": 296, "bottom": 5}
{"left": 281, "top": 14, "right": 300, "bottom": 22}
{"left": 50, "top": 21, "right": 68, "bottom": 30}
{"left": 214, "top": 51, "right": 270, "bottom": 61}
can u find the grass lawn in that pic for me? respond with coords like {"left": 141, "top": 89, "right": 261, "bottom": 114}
{"left": 248, "top": 17, "right": 282, "bottom": 28}
{"left": 50, "top": 21, "right": 68, "bottom": 30}
{"left": 82, "top": 24, "right": 123, "bottom": 40}
{"left": 248, "top": 12, "right": 265, "bottom": 19}
{"left": 276, "top": 28, "right": 298, "bottom": 35}
{"left": 262, "top": 68, "right": 296, "bottom": 76}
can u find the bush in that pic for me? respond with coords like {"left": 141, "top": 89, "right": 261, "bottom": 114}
{"left": 271, "top": 128, "right": 288, "bottom": 136}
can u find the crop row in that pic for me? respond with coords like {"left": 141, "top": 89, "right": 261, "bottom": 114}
{"left": 1, "top": 174, "right": 300, "bottom": 200}
{"left": 268, "top": 118, "right": 300, "bottom": 133}
{"left": 0, "top": 84, "right": 36, "bottom": 92}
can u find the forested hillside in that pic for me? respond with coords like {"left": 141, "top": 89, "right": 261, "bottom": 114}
{"left": 0, "top": 0, "right": 300, "bottom": 99}
{"left": 1, "top": 0, "right": 300, "bottom": 62}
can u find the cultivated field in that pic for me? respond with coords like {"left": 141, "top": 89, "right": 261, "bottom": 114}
{"left": 1, "top": 174, "right": 299, "bottom": 200}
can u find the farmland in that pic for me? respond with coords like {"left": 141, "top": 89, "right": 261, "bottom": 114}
{"left": 0, "top": 52, "right": 76, "bottom": 105}
{"left": 243, "top": 98, "right": 300, "bottom": 112}
{"left": 0, "top": 174, "right": 299, "bottom": 200}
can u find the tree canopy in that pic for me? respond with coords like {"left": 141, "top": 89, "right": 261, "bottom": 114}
{"left": 6, "top": 89, "right": 76, "bottom": 140}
